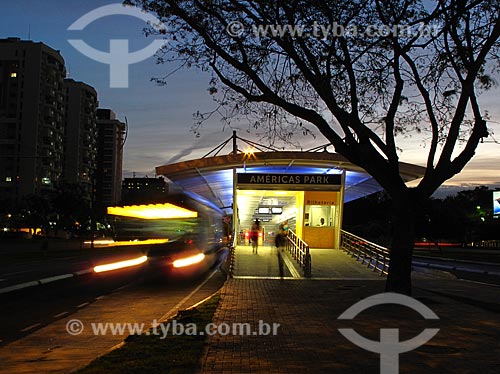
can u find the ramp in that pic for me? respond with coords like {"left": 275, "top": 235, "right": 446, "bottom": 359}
{"left": 233, "top": 244, "right": 383, "bottom": 280}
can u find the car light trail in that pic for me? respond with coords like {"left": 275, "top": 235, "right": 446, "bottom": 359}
{"left": 93, "top": 255, "right": 148, "bottom": 273}
{"left": 107, "top": 203, "right": 198, "bottom": 219}
{"left": 84, "top": 239, "right": 169, "bottom": 247}
{"left": 172, "top": 253, "right": 205, "bottom": 268}
{"left": 84, "top": 239, "right": 115, "bottom": 245}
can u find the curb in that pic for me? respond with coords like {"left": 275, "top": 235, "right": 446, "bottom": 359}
{"left": 0, "top": 268, "right": 94, "bottom": 295}
{"left": 412, "top": 261, "right": 500, "bottom": 277}
{"left": 414, "top": 254, "right": 500, "bottom": 267}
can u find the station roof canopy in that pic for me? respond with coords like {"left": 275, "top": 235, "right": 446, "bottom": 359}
{"left": 156, "top": 135, "right": 425, "bottom": 214}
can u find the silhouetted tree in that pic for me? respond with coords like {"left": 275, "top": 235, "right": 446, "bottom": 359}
{"left": 128, "top": 0, "right": 500, "bottom": 294}
{"left": 51, "top": 182, "right": 91, "bottom": 235}
{"left": 20, "top": 194, "right": 51, "bottom": 235}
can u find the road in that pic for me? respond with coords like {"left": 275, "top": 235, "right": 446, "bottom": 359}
{"left": 0, "top": 241, "right": 146, "bottom": 289}
{"left": 413, "top": 254, "right": 500, "bottom": 286}
{"left": 0, "top": 263, "right": 227, "bottom": 373}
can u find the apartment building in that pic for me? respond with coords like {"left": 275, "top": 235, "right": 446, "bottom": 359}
{"left": 121, "top": 176, "right": 168, "bottom": 204}
{"left": 63, "top": 78, "right": 98, "bottom": 199}
{"left": 0, "top": 37, "right": 66, "bottom": 202}
{"left": 0, "top": 38, "right": 125, "bottom": 208}
{"left": 96, "top": 108, "right": 125, "bottom": 207}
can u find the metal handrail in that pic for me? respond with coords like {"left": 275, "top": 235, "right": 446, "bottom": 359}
{"left": 286, "top": 229, "right": 311, "bottom": 277}
{"left": 471, "top": 240, "right": 500, "bottom": 248}
{"left": 340, "top": 230, "right": 390, "bottom": 276}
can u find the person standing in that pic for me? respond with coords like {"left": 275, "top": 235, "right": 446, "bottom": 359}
{"left": 275, "top": 223, "right": 287, "bottom": 277}
{"left": 251, "top": 219, "right": 261, "bottom": 254}
{"left": 282, "top": 220, "right": 289, "bottom": 233}
{"left": 275, "top": 226, "right": 286, "bottom": 251}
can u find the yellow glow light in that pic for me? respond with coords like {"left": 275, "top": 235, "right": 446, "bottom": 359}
{"left": 107, "top": 203, "right": 198, "bottom": 219}
{"left": 240, "top": 190, "right": 256, "bottom": 195}
{"left": 243, "top": 147, "right": 256, "bottom": 159}
{"left": 84, "top": 239, "right": 169, "bottom": 247}
{"left": 93, "top": 256, "right": 148, "bottom": 273}
{"left": 274, "top": 191, "right": 288, "bottom": 195}
{"left": 172, "top": 253, "right": 205, "bottom": 268}
{"left": 114, "top": 239, "right": 169, "bottom": 246}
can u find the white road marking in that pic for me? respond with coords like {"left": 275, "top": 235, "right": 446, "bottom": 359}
{"left": 53, "top": 311, "right": 69, "bottom": 318}
{"left": 38, "top": 274, "right": 73, "bottom": 284}
{"left": 1, "top": 269, "right": 37, "bottom": 277}
{"left": 0, "top": 281, "right": 40, "bottom": 294}
{"left": 21, "top": 323, "right": 42, "bottom": 333}
{"left": 457, "top": 278, "right": 500, "bottom": 288}
{"left": 74, "top": 269, "right": 93, "bottom": 276}
{"left": 77, "top": 302, "right": 90, "bottom": 308}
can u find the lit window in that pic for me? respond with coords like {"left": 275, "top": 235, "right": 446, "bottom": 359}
{"left": 10, "top": 72, "right": 17, "bottom": 78}
{"left": 5, "top": 176, "right": 12, "bottom": 182}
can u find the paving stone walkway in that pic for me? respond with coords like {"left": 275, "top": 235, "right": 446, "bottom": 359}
{"left": 199, "top": 247, "right": 500, "bottom": 373}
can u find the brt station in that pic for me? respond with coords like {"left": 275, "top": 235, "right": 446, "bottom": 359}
{"left": 156, "top": 133, "right": 425, "bottom": 278}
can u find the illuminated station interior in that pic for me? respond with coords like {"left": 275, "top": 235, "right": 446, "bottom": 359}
{"left": 155, "top": 136, "right": 425, "bottom": 249}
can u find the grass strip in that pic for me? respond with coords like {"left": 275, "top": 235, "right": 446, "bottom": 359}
{"left": 75, "top": 294, "right": 221, "bottom": 374}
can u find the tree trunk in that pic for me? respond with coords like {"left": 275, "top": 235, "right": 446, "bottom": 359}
{"left": 385, "top": 194, "right": 418, "bottom": 295}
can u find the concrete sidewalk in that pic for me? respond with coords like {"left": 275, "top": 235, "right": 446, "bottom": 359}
{"left": 199, "top": 249, "right": 500, "bottom": 373}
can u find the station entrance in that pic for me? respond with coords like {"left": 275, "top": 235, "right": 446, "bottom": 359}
{"left": 234, "top": 172, "right": 345, "bottom": 249}
{"left": 231, "top": 171, "right": 377, "bottom": 279}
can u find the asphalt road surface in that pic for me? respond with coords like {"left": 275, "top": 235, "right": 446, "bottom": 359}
{"left": 0, "top": 264, "right": 227, "bottom": 347}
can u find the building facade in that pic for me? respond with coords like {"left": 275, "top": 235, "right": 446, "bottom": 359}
{"left": 63, "top": 78, "right": 98, "bottom": 200}
{"left": 0, "top": 38, "right": 126, "bottom": 209}
{"left": 96, "top": 109, "right": 125, "bottom": 207}
{"left": 0, "top": 38, "right": 66, "bottom": 202}
{"left": 121, "top": 176, "right": 168, "bottom": 204}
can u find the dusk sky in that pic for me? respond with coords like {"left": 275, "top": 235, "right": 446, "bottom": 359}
{"left": 2, "top": 0, "right": 499, "bottom": 189}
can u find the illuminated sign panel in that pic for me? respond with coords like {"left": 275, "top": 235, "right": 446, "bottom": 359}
{"left": 494, "top": 191, "right": 500, "bottom": 216}
{"left": 237, "top": 173, "right": 342, "bottom": 191}
{"left": 271, "top": 207, "right": 283, "bottom": 214}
